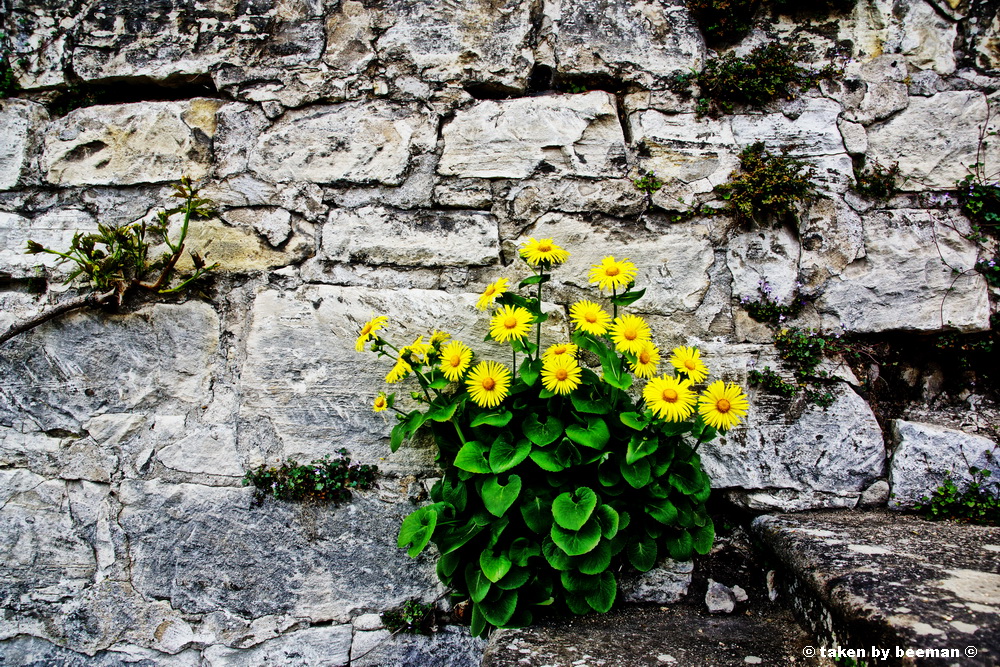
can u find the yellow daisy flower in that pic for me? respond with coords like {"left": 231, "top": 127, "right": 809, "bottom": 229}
{"left": 589, "top": 256, "right": 638, "bottom": 293}
{"left": 476, "top": 278, "right": 509, "bottom": 311}
{"left": 489, "top": 304, "right": 533, "bottom": 343}
{"left": 429, "top": 330, "right": 451, "bottom": 346}
{"left": 373, "top": 392, "right": 389, "bottom": 412}
{"left": 670, "top": 346, "right": 709, "bottom": 384}
{"left": 541, "top": 355, "right": 582, "bottom": 395}
{"left": 698, "top": 380, "right": 750, "bottom": 432}
{"left": 519, "top": 238, "right": 570, "bottom": 266}
{"left": 386, "top": 358, "right": 412, "bottom": 384}
{"left": 355, "top": 315, "right": 388, "bottom": 352}
{"left": 400, "top": 335, "right": 431, "bottom": 364}
{"left": 643, "top": 374, "right": 696, "bottom": 422}
{"left": 465, "top": 361, "right": 512, "bottom": 409}
{"left": 569, "top": 300, "right": 611, "bottom": 336}
{"left": 542, "top": 342, "right": 578, "bottom": 362}
{"left": 439, "top": 340, "right": 473, "bottom": 382}
{"left": 630, "top": 341, "right": 660, "bottom": 379}
{"left": 609, "top": 314, "right": 652, "bottom": 355}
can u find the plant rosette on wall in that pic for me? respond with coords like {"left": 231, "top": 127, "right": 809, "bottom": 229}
{"left": 355, "top": 240, "right": 750, "bottom": 637}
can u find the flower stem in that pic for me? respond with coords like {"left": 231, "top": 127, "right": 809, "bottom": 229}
{"left": 536, "top": 265, "right": 544, "bottom": 358}
{"left": 612, "top": 286, "right": 618, "bottom": 320}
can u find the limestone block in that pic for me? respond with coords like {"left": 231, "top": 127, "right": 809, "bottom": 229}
{"left": 438, "top": 92, "right": 628, "bottom": 179}
{"left": 157, "top": 425, "right": 243, "bottom": 477}
{"left": 895, "top": 0, "right": 957, "bottom": 75}
{"left": 727, "top": 225, "right": 801, "bottom": 306}
{"left": 0, "top": 99, "right": 47, "bottom": 190}
{"left": 843, "top": 80, "right": 909, "bottom": 125}
{"left": 544, "top": 0, "right": 705, "bottom": 87}
{"left": 434, "top": 180, "right": 495, "bottom": 209}
{"left": 970, "top": 8, "right": 1000, "bottom": 72}
{"left": 620, "top": 559, "right": 693, "bottom": 604}
{"left": 373, "top": 0, "right": 534, "bottom": 90}
{"left": 889, "top": 420, "right": 1000, "bottom": 507}
{"left": 798, "top": 198, "right": 866, "bottom": 282}
{"left": 248, "top": 101, "right": 437, "bottom": 185}
{"left": 221, "top": 207, "right": 293, "bottom": 248}
{"left": 118, "top": 481, "right": 439, "bottom": 622}
{"left": 350, "top": 626, "right": 487, "bottom": 667}
{"left": 0, "top": 302, "right": 219, "bottom": 434}
{"left": 214, "top": 103, "right": 271, "bottom": 178}
{"left": 203, "top": 625, "right": 353, "bottom": 666}
{"left": 730, "top": 99, "right": 846, "bottom": 158}
{"left": 167, "top": 216, "right": 313, "bottom": 273}
{"left": 0, "top": 425, "right": 119, "bottom": 484}
{"left": 42, "top": 100, "right": 222, "bottom": 186}
{"left": 321, "top": 206, "right": 499, "bottom": 268}
{"left": 838, "top": 119, "right": 868, "bottom": 155}
{"left": 867, "top": 92, "right": 1000, "bottom": 191}
{"left": 324, "top": 0, "right": 377, "bottom": 75}
{"left": 0, "top": 208, "right": 98, "bottom": 280}
{"left": 814, "top": 209, "right": 991, "bottom": 333}
{"left": 0, "top": 637, "right": 200, "bottom": 666}
{"left": 498, "top": 178, "right": 646, "bottom": 223}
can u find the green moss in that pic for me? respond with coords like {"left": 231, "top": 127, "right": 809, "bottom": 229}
{"left": 717, "top": 142, "right": 817, "bottom": 225}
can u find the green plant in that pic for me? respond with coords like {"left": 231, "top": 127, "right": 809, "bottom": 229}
{"left": 765, "top": 327, "right": 842, "bottom": 407}
{"left": 974, "top": 255, "right": 1000, "bottom": 287}
{"left": 717, "top": 142, "right": 817, "bottom": 225}
{"left": 633, "top": 172, "right": 664, "bottom": 194}
{"left": 381, "top": 600, "right": 436, "bottom": 634}
{"left": 358, "top": 241, "right": 749, "bottom": 637}
{"left": 915, "top": 464, "right": 1000, "bottom": 526}
{"left": 853, "top": 159, "right": 901, "bottom": 201}
{"left": 242, "top": 449, "right": 378, "bottom": 504}
{"left": 747, "top": 366, "right": 795, "bottom": 397}
{"left": 685, "top": 0, "right": 760, "bottom": 46}
{"left": 0, "top": 30, "right": 19, "bottom": 99}
{"left": 740, "top": 278, "right": 805, "bottom": 324}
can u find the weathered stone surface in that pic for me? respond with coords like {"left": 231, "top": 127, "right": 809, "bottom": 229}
{"left": 0, "top": 208, "right": 97, "bottom": 280}
{"left": 438, "top": 92, "right": 627, "bottom": 179}
{"left": 350, "top": 626, "right": 487, "bottom": 667}
{"left": 543, "top": 0, "right": 705, "bottom": 87}
{"left": 0, "top": 100, "right": 47, "bottom": 191}
{"left": 620, "top": 559, "right": 693, "bottom": 604}
{"left": 814, "top": 209, "right": 991, "bottom": 333}
{"left": 705, "top": 579, "right": 737, "bottom": 614}
{"left": 867, "top": 92, "right": 1000, "bottom": 190}
{"left": 497, "top": 178, "right": 646, "bottom": 225}
{"left": 0, "top": 636, "right": 202, "bottom": 666}
{"left": 838, "top": 119, "right": 868, "bottom": 156}
{"left": 894, "top": 0, "right": 958, "bottom": 75}
{"left": 214, "top": 104, "right": 271, "bottom": 179}
{"left": 169, "top": 216, "right": 313, "bottom": 273}
{"left": 727, "top": 225, "right": 801, "bottom": 307}
{"left": 221, "top": 207, "right": 293, "bottom": 248}
{"left": 889, "top": 419, "right": 1000, "bottom": 507}
{"left": 0, "top": 424, "right": 119, "bottom": 483}
{"left": 321, "top": 206, "right": 499, "bottom": 268}
{"left": 42, "top": 100, "right": 222, "bottom": 187}
{"left": 324, "top": 0, "right": 377, "bottom": 75}
{"left": 248, "top": 101, "right": 437, "bottom": 185}
{"left": 202, "top": 624, "right": 353, "bottom": 666}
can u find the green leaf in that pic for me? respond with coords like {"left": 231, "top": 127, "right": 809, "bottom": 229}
{"left": 509, "top": 537, "right": 541, "bottom": 567}
{"left": 390, "top": 422, "right": 406, "bottom": 453}
{"left": 692, "top": 519, "right": 715, "bottom": 555}
{"left": 397, "top": 505, "right": 440, "bottom": 557}
{"left": 426, "top": 400, "right": 459, "bottom": 422}
{"left": 496, "top": 566, "right": 531, "bottom": 591}
{"left": 435, "top": 474, "right": 467, "bottom": 512}
{"left": 437, "top": 518, "right": 485, "bottom": 555}
{"left": 669, "top": 461, "right": 709, "bottom": 496}
{"left": 403, "top": 409, "right": 429, "bottom": 436}
{"left": 480, "top": 589, "right": 518, "bottom": 627}
{"left": 523, "top": 413, "right": 563, "bottom": 446}
{"left": 551, "top": 487, "right": 598, "bottom": 530}
{"left": 480, "top": 548, "right": 513, "bottom": 583}
{"left": 560, "top": 570, "right": 598, "bottom": 594}
{"left": 665, "top": 530, "right": 693, "bottom": 561}
{"left": 466, "top": 563, "right": 492, "bottom": 603}
{"left": 520, "top": 493, "right": 553, "bottom": 534}
{"left": 570, "top": 391, "right": 611, "bottom": 415}
{"left": 620, "top": 412, "right": 647, "bottom": 431}
{"left": 437, "top": 551, "right": 461, "bottom": 583}
{"left": 471, "top": 410, "right": 513, "bottom": 428}
{"left": 594, "top": 505, "right": 620, "bottom": 539}
{"left": 598, "top": 460, "right": 622, "bottom": 487}
{"left": 470, "top": 601, "right": 488, "bottom": 637}
{"left": 550, "top": 517, "right": 602, "bottom": 556}
{"left": 577, "top": 540, "right": 612, "bottom": 575}
{"left": 647, "top": 498, "right": 678, "bottom": 525}
{"left": 627, "top": 538, "right": 658, "bottom": 572}
{"left": 489, "top": 434, "right": 531, "bottom": 473}
{"left": 585, "top": 571, "right": 617, "bottom": 613}
{"left": 518, "top": 274, "right": 550, "bottom": 288}
{"left": 428, "top": 376, "right": 450, "bottom": 390}
{"left": 565, "top": 416, "right": 610, "bottom": 450}
{"left": 565, "top": 593, "right": 593, "bottom": 615}
{"left": 610, "top": 287, "right": 645, "bottom": 307}
{"left": 620, "top": 457, "right": 651, "bottom": 489}
{"left": 626, "top": 434, "right": 658, "bottom": 464}
{"left": 454, "top": 440, "right": 491, "bottom": 474}
{"left": 542, "top": 537, "right": 576, "bottom": 571}
{"left": 519, "top": 357, "right": 542, "bottom": 387}
{"left": 529, "top": 448, "right": 566, "bottom": 472}
{"left": 482, "top": 474, "right": 523, "bottom": 517}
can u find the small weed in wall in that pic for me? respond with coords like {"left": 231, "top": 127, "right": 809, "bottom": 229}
{"left": 853, "top": 159, "right": 901, "bottom": 201}
{"left": 717, "top": 142, "right": 817, "bottom": 226}
{"left": 243, "top": 449, "right": 377, "bottom": 505}
{"left": 915, "top": 462, "right": 1000, "bottom": 527}
{"left": 740, "top": 279, "right": 806, "bottom": 325}
{"left": 633, "top": 171, "right": 664, "bottom": 195}
{"left": 381, "top": 600, "right": 436, "bottom": 635}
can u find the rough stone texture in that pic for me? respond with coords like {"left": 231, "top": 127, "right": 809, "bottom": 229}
{"left": 350, "top": 626, "right": 486, "bottom": 667}
{"left": 439, "top": 92, "right": 627, "bottom": 179}
{"left": 753, "top": 511, "right": 1000, "bottom": 666}
{"left": 0, "top": 100, "right": 47, "bottom": 191}
{"left": 0, "top": 208, "right": 98, "bottom": 280}
{"left": 248, "top": 101, "right": 438, "bottom": 185}
{"left": 42, "top": 100, "right": 222, "bottom": 186}
{"left": 620, "top": 559, "right": 693, "bottom": 605}
{"left": 889, "top": 419, "right": 1000, "bottom": 508}
{"left": 705, "top": 579, "right": 737, "bottom": 614}
{"left": 202, "top": 625, "right": 352, "bottom": 666}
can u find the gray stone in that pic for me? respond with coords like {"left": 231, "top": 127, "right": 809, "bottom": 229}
{"left": 0, "top": 208, "right": 98, "bottom": 280}
{"left": 221, "top": 207, "right": 294, "bottom": 248}
{"left": 838, "top": 119, "right": 868, "bottom": 156}
{"left": 0, "top": 424, "right": 119, "bottom": 484}
{"left": 248, "top": 101, "right": 437, "bottom": 185}
{"left": 324, "top": 0, "right": 377, "bottom": 75}
{"left": 157, "top": 425, "right": 243, "bottom": 478}
{"left": 202, "top": 624, "right": 353, "bottom": 666}
{"left": 727, "top": 225, "right": 801, "bottom": 310}
{"left": 321, "top": 206, "right": 499, "bottom": 268}
{"left": 0, "top": 636, "right": 201, "bottom": 666}
{"left": 0, "top": 100, "right": 47, "bottom": 191}
{"left": 352, "top": 613, "right": 384, "bottom": 631}
{"left": 731, "top": 585, "right": 749, "bottom": 603}
{"left": 814, "top": 209, "right": 991, "bottom": 333}
{"left": 895, "top": 0, "right": 958, "bottom": 75}
{"left": 620, "top": 559, "right": 694, "bottom": 604}
{"left": 214, "top": 104, "right": 271, "bottom": 179}
{"left": 434, "top": 180, "right": 494, "bottom": 210}
{"left": 798, "top": 197, "right": 866, "bottom": 285}
{"left": 706, "top": 579, "right": 736, "bottom": 614}
{"left": 42, "top": 100, "right": 222, "bottom": 186}
{"left": 889, "top": 420, "right": 1000, "bottom": 508}
{"left": 857, "top": 479, "right": 891, "bottom": 508}
{"left": 843, "top": 80, "right": 909, "bottom": 125}
{"left": 438, "top": 92, "right": 628, "bottom": 179}
{"left": 497, "top": 178, "right": 646, "bottom": 225}
{"left": 350, "top": 626, "right": 487, "bottom": 667}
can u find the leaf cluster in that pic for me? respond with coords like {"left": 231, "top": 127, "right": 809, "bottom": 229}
{"left": 747, "top": 367, "right": 795, "bottom": 397}
{"left": 633, "top": 172, "right": 664, "bottom": 195}
{"left": 768, "top": 327, "right": 842, "bottom": 408}
{"left": 914, "top": 467, "right": 1000, "bottom": 526}
{"left": 0, "top": 31, "right": 19, "bottom": 100}
{"left": 242, "top": 449, "right": 378, "bottom": 504}
{"left": 853, "top": 160, "right": 901, "bottom": 201}
{"left": 717, "top": 142, "right": 817, "bottom": 225}
{"left": 381, "top": 599, "right": 436, "bottom": 635}
{"left": 740, "top": 281, "right": 806, "bottom": 325}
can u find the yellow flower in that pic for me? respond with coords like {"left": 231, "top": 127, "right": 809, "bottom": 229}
{"left": 670, "top": 346, "right": 709, "bottom": 384}
{"left": 465, "top": 361, "right": 512, "bottom": 409}
{"left": 490, "top": 304, "right": 533, "bottom": 343}
{"left": 542, "top": 342, "right": 578, "bottom": 362}
{"left": 430, "top": 330, "right": 451, "bottom": 346}
{"left": 609, "top": 314, "right": 652, "bottom": 355}
{"left": 386, "top": 358, "right": 412, "bottom": 384}
{"left": 589, "top": 256, "right": 638, "bottom": 293}
{"left": 400, "top": 335, "right": 431, "bottom": 364}
{"left": 476, "top": 278, "right": 509, "bottom": 311}
{"left": 519, "top": 238, "right": 570, "bottom": 266}
{"left": 541, "top": 355, "right": 582, "bottom": 395}
{"left": 439, "top": 340, "right": 473, "bottom": 382}
{"left": 355, "top": 315, "right": 388, "bottom": 352}
{"left": 643, "top": 374, "right": 696, "bottom": 422}
{"left": 569, "top": 300, "right": 611, "bottom": 336}
{"left": 373, "top": 393, "right": 389, "bottom": 412}
{"left": 631, "top": 341, "right": 660, "bottom": 379}
{"left": 698, "top": 380, "right": 749, "bottom": 432}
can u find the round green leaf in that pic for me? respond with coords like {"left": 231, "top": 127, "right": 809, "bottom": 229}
{"left": 585, "top": 571, "right": 617, "bottom": 613}
{"left": 522, "top": 413, "right": 563, "bottom": 447}
{"left": 438, "top": 518, "right": 485, "bottom": 555}
{"left": 454, "top": 440, "right": 491, "bottom": 474}
{"left": 470, "top": 601, "right": 488, "bottom": 638}
{"left": 620, "top": 457, "right": 651, "bottom": 489}
{"left": 397, "top": 505, "right": 439, "bottom": 557}
{"left": 480, "top": 589, "right": 518, "bottom": 627}
{"left": 666, "top": 530, "right": 693, "bottom": 561}
{"left": 471, "top": 410, "right": 514, "bottom": 428}
{"left": 496, "top": 566, "right": 531, "bottom": 590}
{"left": 669, "top": 461, "right": 709, "bottom": 496}
{"left": 480, "top": 547, "right": 512, "bottom": 583}
{"left": 692, "top": 519, "right": 715, "bottom": 555}
{"left": 466, "top": 562, "right": 492, "bottom": 603}
{"left": 520, "top": 493, "right": 553, "bottom": 534}
{"left": 626, "top": 434, "right": 658, "bottom": 464}
{"left": 565, "top": 416, "right": 610, "bottom": 450}
{"left": 627, "top": 537, "right": 658, "bottom": 572}
{"left": 552, "top": 487, "right": 598, "bottom": 530}
{"left": 542, "top": 537, "right": 575, "bottom": 571}
{"left": 550, "top": 516, "right": 602, "bottom": 556}
{"left": 594, "top": 505, "right": 620, "bottom": 539}
{"left": 565, "top": 593, "right": 593, "bottom": 615}
{"left": 489, "top": 434, "right": 531, "bottom": 473}
{"left": 560, "top": 570, "right": 598, "bottom": 594}
{"left": 529, "top": 448, "right": 566, "bottom": 472}
{"left": 482, "top": 474, "right": 523, "bottom": 517}
{"left": 437, "top": 551, "right": 461, "bottom": 584}
{"left": 577, "top": 540, "right": 612, "bottom": 575}
{"left": 509, "top": 537, "right": 541, "bottom": 567}
{"left": 647, "top": 498, "right": 678, "bottom": 525}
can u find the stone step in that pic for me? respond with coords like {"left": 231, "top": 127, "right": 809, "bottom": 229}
{"left": 751, "top": 510, "right": 999, "bottom": 666}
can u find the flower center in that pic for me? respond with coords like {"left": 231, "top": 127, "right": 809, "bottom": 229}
{"left": 605, "top": 266, "right": 620, "bottom": 276}
{"left": 639, "top": 351, "right": 651, "bottom": 364}
{"left": 555, "top": 368, "right": 568, "bottom": 381}
{"left": 482, "top": 377, "right": 496, "bottom": 391}
{"left": 504, "top": 316, "right": 518, "bottom": 329}
{"left": 623, "top": 328, "right": 637, "bottom": 341}
{"left": 716, "top": 398, "right": 731, "bottom": 413}
{"left": 360, "top": 323, "right": 373, "bottom": 336}
{"left": 553, "top": 346, "right": 567, "bottom": 355}
{"left": 585, "top": 312, "right": 598, "bottom": 323}
{"left": 662, "top": 388, "right": 678, "bottom": 403}
{"left": 684, "top": 359, "right": 696, "bottom": 370}
{"left": 375, "top": 397, "right": 385, "bottom": 407}
{"left": 448, "top": 355, "right": 463, "bottom": 368}
{"left": 484, "top": 286, "right": 496, "bottom": 296}
{"left": 538, "top": 242, "right": 552, "bottom": 252}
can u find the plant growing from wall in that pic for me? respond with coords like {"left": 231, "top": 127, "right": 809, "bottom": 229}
{"left": 357, "top": 241, "right": 749, "bottom": 637}
{"left": 739, "top": 279, "right": 806, "bottom": 325}
{"left": 914, "top": 457, "right": 1000, "bottom": 527}
{"left": 381, "top": 599, "right": 436, "bottom": 634}
{"left": 853, "top": 159, "right": 901, "bottom": 201}
{"left": 243, "top": 449, "right": 378, "bottom": 505}
{"left": 717, "top": 142, "right": 817, "bottom": 226}
{"left": 0, "top": 30, "right": 18, "bottom": 99}
{"left": 0, "top": 177, "right": 218, "bottom": 345}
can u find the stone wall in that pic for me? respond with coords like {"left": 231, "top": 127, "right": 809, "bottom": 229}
{"left": 1, "top": 0, "right": 998, "bottom": 662}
